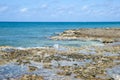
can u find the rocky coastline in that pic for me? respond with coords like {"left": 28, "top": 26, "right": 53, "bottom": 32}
{"left": 51, "top": 28, "right": 120, "bottom": 43}
{"left": 0, "top": 28, "right": 120, "bottom": 80}
{"left": 0, "top": 43, "right": 120, "bottom": 80}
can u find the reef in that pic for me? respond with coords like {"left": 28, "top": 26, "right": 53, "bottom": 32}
{"left": 0, "top": 43, "right": 120, "bottom": 80}
{"left": 51, "top": 28, "right": 120, "bottom": 43}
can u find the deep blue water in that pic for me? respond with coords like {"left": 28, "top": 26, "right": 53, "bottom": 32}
{"left": 0, "top": 22, "right": 120, "bottom": 47}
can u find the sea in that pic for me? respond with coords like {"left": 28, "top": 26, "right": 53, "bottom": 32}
{"left": 0, "top": 22, "right": 120, "bottom": 48}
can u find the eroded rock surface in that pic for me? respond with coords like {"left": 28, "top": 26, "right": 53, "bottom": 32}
{"left": 0, "top": 44, "right": 120, "bottom": 80}
{"left": 51, "top": 28, "right": 120, "bottom": 43}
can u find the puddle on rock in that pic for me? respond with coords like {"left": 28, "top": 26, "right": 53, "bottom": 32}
{"left": 78, "top": 47, "right": 98, "bottom": 55}
{"left": 0, "top": 63, "right": 28, "bottom": 79}
{"left": 103, "top": 52, "right": 119, "bottom": 56}
{"left": 0, "top": 61, "right": 81, "bottom": 80}
{"left": 107, "top": 65, "right": 120, "bottom": 80}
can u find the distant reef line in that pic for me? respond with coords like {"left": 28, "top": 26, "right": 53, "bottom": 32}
{"left": 51, "top": 28, "right": 120, "bottom": 43}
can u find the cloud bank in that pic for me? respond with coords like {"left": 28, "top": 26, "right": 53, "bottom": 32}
{"left": 0, "top": 0, "right": 120, "bottom": 21}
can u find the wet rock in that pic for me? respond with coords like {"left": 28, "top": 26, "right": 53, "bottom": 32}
{"left": 16, "top": 59, "right": 30, "bottom": 65}
{"left": 32, "top": 55, "right": 42, "bottom": 62}
{"left": 43, "top": 62, "right": 52, "bottom": 69}
{"left": 20, "top": 74, "right": 44, "bottom": 80}
{"left": 28, "top": 66, "right": 38, "bottom": 72}
{"left": 0, "top": 60, "right": 7, "bottom": 65}
{"left": 0, "top": 43, "right": 120, "bottom": 80}
{"left": 102, "top": 40, "right": 113, "bottom": 44}
{"left": 57, "top": 71, "right": 72, "bottom": 76}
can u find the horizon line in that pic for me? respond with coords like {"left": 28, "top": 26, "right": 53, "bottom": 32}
{"left": 0, "top": 21, "right": 120, "bottom": 23}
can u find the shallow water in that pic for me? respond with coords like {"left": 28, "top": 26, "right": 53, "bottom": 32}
{"left": 107, "top": 65, "right": 120, "bottom": 80}
{"left": 0, "top": 63, "right": 28, "bottom": 79}
{"left": 0, "top": 58, "right": 91, "bottom": 80}
{"left": 0, "top": 22, "right": 119, "bottom": 47}
{"left": 103, "top": 52, "right": 119, "bottom": 57}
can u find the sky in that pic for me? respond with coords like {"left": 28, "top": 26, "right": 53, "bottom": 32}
{"left": 0, "top": 0, "right": 120, "bottom": 22}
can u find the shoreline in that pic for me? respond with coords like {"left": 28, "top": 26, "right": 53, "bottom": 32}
{"left": 0, "top": 28, "right": 120, "bottom": 80}
{"left": 0, "top": 42, "right": 120, "bottom": 80}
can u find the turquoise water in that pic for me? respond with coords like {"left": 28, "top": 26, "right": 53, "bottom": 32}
{"left": 0, "top": 22, "right": 120, "bottom": 47}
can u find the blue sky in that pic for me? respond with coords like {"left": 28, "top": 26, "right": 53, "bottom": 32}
{"left": 0, "top": 0, "right": 120, "bottom": 22}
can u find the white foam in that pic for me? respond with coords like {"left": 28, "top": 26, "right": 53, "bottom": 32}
{"left": 53, "top": 44, "right": 59, "bottom": 49}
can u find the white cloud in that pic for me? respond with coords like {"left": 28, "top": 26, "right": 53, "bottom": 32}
{"left": 0, "top": 6, "right": 8, "bottom": 12}
{"left": 20, "top": 8, "right": 28, "bottom": 13}
{"left": 81, "top": 5, "right": 89, "bottom": 11}
{"left": 40, "top": 4, "right": 48, "bottom": 9}
{"left": 57, "top": 7, "right": 72, "bottom": 15}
